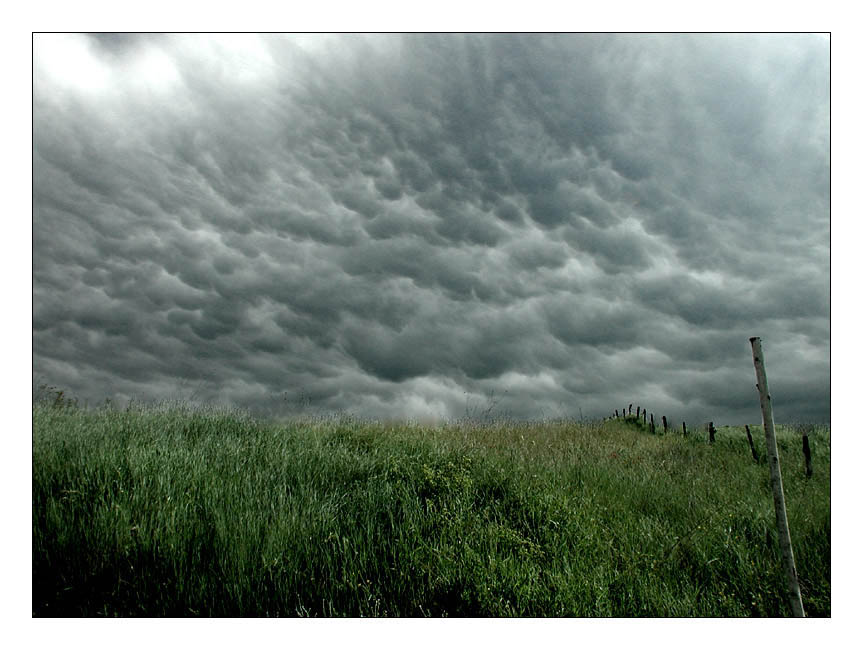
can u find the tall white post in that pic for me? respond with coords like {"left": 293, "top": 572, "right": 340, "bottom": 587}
{"left": 749, "top": 337, "right": 805, "bottom": 617}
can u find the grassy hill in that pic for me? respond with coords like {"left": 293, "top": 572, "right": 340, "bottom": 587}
{"left": 32, "top": 401, "right": 830, "bottom": 616}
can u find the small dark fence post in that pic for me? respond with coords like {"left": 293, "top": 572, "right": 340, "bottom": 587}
{"left": 745, "top": 425, "right": 758, "bottom": 462}
{"left": 643, "top": 410, "right": 647, "bottom": 425}
{"left": 615, "top": 409, "right": 619, "bottom": 418}
{"left": 662, "top": 415, "right": 668, "bottom": 434}
{"left": 636, "top": 406, "right": 641, "bottom": 419}
{"left": 708, "top": 422, "right": 716, "bottom": 444}
{"left": 682, "top": 421, "right": 687, "bottom": 437}
{"left": 629, "top": 404, "right": 633, "bottom": 415}
{"left": 802, "top": 433, "right": 813, "bottom": 478}
{"left": 649, "top": 413, "right": 655, "bottom": 434}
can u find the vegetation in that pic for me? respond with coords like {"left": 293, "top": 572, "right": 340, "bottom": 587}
{"left": 32, "top": 397, "right": 830, "bottom": 617}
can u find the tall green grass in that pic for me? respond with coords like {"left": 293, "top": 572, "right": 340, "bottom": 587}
{"left": 32, "top": 401, "right": 830, "bottom": 616}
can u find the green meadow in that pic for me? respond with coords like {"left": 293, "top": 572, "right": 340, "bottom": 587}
{"left": 32, "top": 398, "right": 830, "bottom": 617}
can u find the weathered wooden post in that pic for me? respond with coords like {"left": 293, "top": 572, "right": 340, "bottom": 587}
{"left": 643, "top": 410, "right": 647, "bottom": 425}
{"left": 802, "top": 433, "right": 813, "bottom": 478}
{"left": 708, "top": 422, "right": 716, "bottom": 444}
{"left": 636, "top": 406, "right": 640, "bottom": 419}
{"left": 750, "top": 336, "right": 805, "bottom": 617}
{"left": 629, "top": 404, "right": 633, "bottom": 415}
{"left": 615, "top": 409, "right": 619, "bottom": 418}
{"left": 662, "top": 415, "right": 668, "bottom": 434}
{"left": 649, "top": 413, "right": 655, "bottom": 434}
{"left": 682, "top": 421, "right": 687, "bottom": 437}
{"left": 745, "top": 424, "right": 758, "bottom": 462}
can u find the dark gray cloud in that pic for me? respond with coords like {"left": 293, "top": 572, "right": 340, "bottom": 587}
{"left": 33, "top": 33, "right": 829, "bottom": 424}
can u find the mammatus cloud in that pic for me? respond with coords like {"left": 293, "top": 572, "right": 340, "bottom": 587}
{"left": 33, "top": 33, "right": 829, "bottom": 424}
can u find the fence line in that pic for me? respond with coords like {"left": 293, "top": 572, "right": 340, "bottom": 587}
{"left": 608, "top": 405, "right": 817, "bottom": 477}
{"left": 600, "top": 336, "right": 821, "bottom": 618}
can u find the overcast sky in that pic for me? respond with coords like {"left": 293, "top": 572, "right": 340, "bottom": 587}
{"left": 32, "top": 33, "right": 829, "bottom": 424}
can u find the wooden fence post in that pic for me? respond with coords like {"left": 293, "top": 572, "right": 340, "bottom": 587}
{"left": 662, "top": 415, "right": 668, "bottom": 434}
{"left": 750, "top": 336, "right": 805, "bottom": 617}
{"left": 649, "top": 413, "right": 655, "bottom": 434}
{"left": 745, "top": 424, "right": 758, "bottom": 462}
{"left": 643, "top": 410, "right": 646, "bottom": 425}
{"left": 802, "top": 433, "right": 813, "bottom": 478}
{"left": 636, "top": 406, "right": 640, "bottom": 419}
{"left": 708, "top": 422, "right": 716, "bottom": 444}
{"left": 629, "top": 404, "right": 633, "bottom": 415}
{"left": 682, "top": 421, "right": 687, "bottom": 437}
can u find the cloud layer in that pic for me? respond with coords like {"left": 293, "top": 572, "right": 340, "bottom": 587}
{"left": 33, "top": 33, "right": 829, "bottom": 424}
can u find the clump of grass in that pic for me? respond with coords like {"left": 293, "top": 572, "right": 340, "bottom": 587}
{"left": 32, "top": 400, "right": 830, "bottom": 616}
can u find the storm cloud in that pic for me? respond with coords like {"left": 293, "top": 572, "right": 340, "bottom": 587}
{"left": 33, "top": 33, "right": 829, "bottom": 424}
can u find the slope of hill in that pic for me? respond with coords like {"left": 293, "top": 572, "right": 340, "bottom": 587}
{"left": 32, "top": 402, "right": 830, "bottom": 616}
